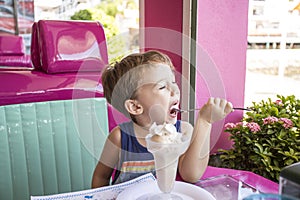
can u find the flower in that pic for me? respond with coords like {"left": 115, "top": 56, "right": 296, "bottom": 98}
{"left": 224, "top": 123, "right": 236, "bottom": 129}
{"left": 236, "top": 122, "right": 244, "bottom": 127}
{"left": 246, "top": 122, "right": 261, "bottom": 133}
{"left": 274, "top": 99, "right": 283, "bottom": 106}
{"left": 279, "top": 118, "right": 293, "bottom": 129}
{"left": 263, "top": 116, "right": 278, "bottom": 124}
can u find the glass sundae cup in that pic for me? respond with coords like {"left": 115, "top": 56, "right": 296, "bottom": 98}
{"left": 145, "top": 129, "right": 191, "bottom": 200}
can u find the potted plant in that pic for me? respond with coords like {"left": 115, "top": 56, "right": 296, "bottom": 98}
{"left": 216, "top": 95, "right": 300, "bottom": 182}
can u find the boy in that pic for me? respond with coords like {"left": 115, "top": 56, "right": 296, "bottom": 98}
{"left": 92, "top": 50, "right": 232, "bottom": 187}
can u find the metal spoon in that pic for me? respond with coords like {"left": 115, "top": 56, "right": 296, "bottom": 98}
{"left": 172, "top": 107, "right": 252, "bottom": 113}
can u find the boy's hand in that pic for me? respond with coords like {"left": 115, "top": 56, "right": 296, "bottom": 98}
{"left": 198, "top": 98, "right": 233, "bottom": 123}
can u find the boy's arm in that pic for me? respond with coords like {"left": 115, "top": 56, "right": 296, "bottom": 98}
{"left": 178, "top": 98, "right": 232, "bottom": 183}
{"left": 92, "top": 161, "right": 115, "bottom": 188}
{"left": 91, "top": 127, "right": 121, "bottom": 188}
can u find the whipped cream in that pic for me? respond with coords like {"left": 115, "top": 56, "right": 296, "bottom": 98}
{"left": 148, "top": 122, "right": 181, "bottom": 144}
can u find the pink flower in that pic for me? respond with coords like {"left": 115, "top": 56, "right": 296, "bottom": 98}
{"left": 279, "top": 118, "right": 293, "bottom": 129}
{"left": 236, "top": 122, "right": 244, "bottom": 127}
{"left": 224, "top": 123, "right": 236, "bottom": 129}
{"left": 274, "top": 100, "right": 283, "bottom": 106}
{"left": 246, "top": 122, "right": 261, "bottom": 133}
{"left": 263, "top": 116, "right": 278, "bottom": 124}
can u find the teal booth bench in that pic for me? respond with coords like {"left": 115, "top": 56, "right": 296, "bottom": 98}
{"left": 0, "top": 98, "right": 109, "bottom": 199}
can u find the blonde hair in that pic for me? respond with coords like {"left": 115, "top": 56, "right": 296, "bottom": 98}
{"left": 101, "top": 50, "right": 175, "bottom": 116}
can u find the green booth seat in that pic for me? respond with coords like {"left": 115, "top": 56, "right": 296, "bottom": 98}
{"left": 0, "top": 98, "right": 109, "bottom": 199}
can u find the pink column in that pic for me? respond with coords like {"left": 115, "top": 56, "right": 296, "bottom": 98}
{"left": 196, "top": 0, "right": 249, "bottom": 152}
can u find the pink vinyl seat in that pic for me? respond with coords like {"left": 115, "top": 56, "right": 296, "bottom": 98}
{"left": 31, "top": 20, "right": 108, "bottom": 74}
{"left": 0, "top": 35, "right": 25, "bottom": 56}
{"left": 0, "top": 35, "right": 32, "bottom": 68}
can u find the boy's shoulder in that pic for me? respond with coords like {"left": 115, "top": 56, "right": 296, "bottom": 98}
{"left": 107, "top": 126, "right": 122, "bottom": 147}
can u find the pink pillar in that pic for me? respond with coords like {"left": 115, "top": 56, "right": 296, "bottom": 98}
{"left": 142, "top": 0, "right": 183, "bottom": 73}
{"left": 196, "top": 0, "right": 249, "bottom": 152}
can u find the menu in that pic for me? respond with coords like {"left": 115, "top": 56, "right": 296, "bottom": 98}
{"left": 31, "top": 173, "right": 156, "bottom": 200}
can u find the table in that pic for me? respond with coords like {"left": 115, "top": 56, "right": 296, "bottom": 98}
{"left": 200, "top": 166, "right": 279, "bottom": 194}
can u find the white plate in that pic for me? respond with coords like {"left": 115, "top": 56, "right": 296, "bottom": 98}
{"left": 117, "top": 180, "right": 216, "bottom": 200}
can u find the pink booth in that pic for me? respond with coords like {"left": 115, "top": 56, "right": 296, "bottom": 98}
{"left": 0, "top": 35, "right": 31, "bottom": 68}
{"left": 0, "top": 20, "right": 278, "bottom": 198}
{"left": 0, "top": 20, "right": 127, "bottom": 130}
{"left": 0, "top": 20, "right": 106, "bottom": 105}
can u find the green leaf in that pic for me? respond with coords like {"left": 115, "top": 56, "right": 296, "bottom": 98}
{"left": 279, "top": 129, "right": 287, "bottom": 139}
{"left": 285, "top": 159, "right": 295, "bottom": 166}
{"left": 254, "top": 143, "right": 263, "bottom": 153}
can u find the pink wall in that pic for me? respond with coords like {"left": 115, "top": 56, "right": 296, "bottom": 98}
{"left": 143, "top": 0, "right": 249, "bottom": 152}
{"left": 196, "top": 0, "right": 249, "bottom": 152}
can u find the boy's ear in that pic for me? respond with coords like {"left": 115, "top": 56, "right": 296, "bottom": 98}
{"left": 124, "top": 99, "right": 143, "bottom": 115}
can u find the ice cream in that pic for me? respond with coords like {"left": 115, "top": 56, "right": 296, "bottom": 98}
{"left": 148, "top": 122, "right": 181, "bottom": 144}
{"left": 146, "top": 122, "right": 191, "bottom": 194}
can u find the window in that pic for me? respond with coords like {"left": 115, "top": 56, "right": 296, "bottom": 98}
{"left": 245, "top": 0, "right": 300, "bottom": 105}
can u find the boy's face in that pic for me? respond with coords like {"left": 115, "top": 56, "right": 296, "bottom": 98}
{"left": 134, "top": 64, "right": 180, "bottom": 125}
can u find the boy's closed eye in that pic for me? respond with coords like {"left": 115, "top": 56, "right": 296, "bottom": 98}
{"left": 157, "top": 81, "right": 167, "bottom": 90}
{"left": 159, "top": 85, "right": 166, "bottom": 90}
{"left": 158, "top": 81, "right": 178, "bottom": 90}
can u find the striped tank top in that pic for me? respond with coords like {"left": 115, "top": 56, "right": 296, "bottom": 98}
{"left": 112, "top": 120, "right": 181, "bottom": 185}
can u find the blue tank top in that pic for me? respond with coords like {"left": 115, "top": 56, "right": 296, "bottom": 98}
{"left": 112, "top": 121, "right": 181, "bottom": 185}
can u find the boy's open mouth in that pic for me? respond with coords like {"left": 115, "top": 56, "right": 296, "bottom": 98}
{"left": 169, "top": 107, "right": 179, "bottom": 117}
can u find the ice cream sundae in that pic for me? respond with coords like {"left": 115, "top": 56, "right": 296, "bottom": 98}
{"left": 146, "top": 122, "right": 191, "bottom": 195}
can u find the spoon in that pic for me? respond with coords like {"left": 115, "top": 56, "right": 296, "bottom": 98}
{"left": 172, "top": 107, "right": 252, "bottom": 113}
